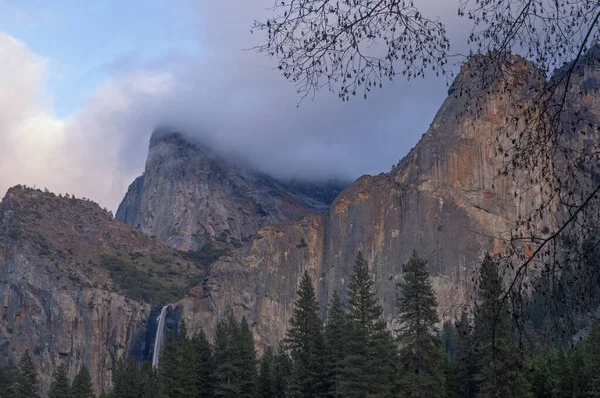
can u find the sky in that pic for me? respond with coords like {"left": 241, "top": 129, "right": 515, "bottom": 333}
{"left": 0, "top": 0, "right": 467, "bottom": 211}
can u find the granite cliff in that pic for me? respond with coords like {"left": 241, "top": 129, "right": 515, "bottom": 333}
{"left": 174, "top": 55, "right": 587, "bottom": 346}
{"left": 116, "top": 131, "right": 346, "bottom": 251}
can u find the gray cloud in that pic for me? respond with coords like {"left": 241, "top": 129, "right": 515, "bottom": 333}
{"left": 116, "top": 0, "right": 471, "bottom": 181}
{"left": 0, "top": 1, "right": 472, "bottom": 210}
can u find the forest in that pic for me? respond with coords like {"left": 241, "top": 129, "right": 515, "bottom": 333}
{"left": 1, "top": 251, "right": 599, "bottom": 397}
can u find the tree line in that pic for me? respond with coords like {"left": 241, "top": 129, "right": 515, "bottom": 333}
{"left": 0, "top": 350, "right": 94, "bottom": 398}
{"left": 2, "top": 250, "right": 600, "bottom": 397}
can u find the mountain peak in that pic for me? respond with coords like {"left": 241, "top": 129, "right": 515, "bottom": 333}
{"left": 117, "top": 131, "right": 347, "bottom": 250}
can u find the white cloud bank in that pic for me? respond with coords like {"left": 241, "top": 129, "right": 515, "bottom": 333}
{"left": 0, "top": 32, "right": 173, "bottom": 210}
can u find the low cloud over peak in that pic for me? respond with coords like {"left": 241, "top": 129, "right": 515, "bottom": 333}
{"left": 0, "top": 1, "right": 464, "bottom": 211}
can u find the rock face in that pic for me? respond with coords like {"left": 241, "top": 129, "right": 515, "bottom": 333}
{"left": 116, "top": 131, "right": 346, "bottom": 250}
{"left": 0, "top": 187, "right": 198, "bottom": 394}
{"left": 4, "top": 53, "right": 599, "bottom": 393}
{"left": 176, "top": 56, "right": 562, "bottom": 346}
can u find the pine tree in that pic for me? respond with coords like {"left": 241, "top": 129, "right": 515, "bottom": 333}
{"left": 284, "top": 270, "right": 328, "bottom": 397}
{"left": 273, "top": 344, "right": 292, "bottom": 398}
{"left": 453, "top": 310, "right": 476, "bottom": 398}
{"left": 473, "top": 253, "right": 531, "bottom": 397}
{"left": 213, "top": 310, "right": 241, "bottom": 398}
{"left": 72, "top": 365, "right": 94, "bottom": 398}
{"left": 256, "top": 348, "right": 276, "bottom": 398}
{"left": 286, "top": 360, "right": 305, "bottom": 398}
{"left": 530, "top": 356, "right": 552, "bottom": 398}
{"left": 548, "top": 349, "right": 572, "bottom": 397}
{"left": 582, "top": 322, "right": 600, "bottom": 395}
{"left": 15, "top": 350, "right": 40, "bottom": 398}
{"left": 570, "top": 344, "right": 589, "bottom": 397}
{"left": 396, "top": 250, "right": 444, "bottom": 397}
{"left": 324, "top": 290, "right": 348, "bottom": 397}
{"left": 235, "top": 317, "right": 257, "bottom": 397}
{"left": 172, "top": 320, "right": 197, "bottom": 398}
{"left": 440, "top": 322, "right": 459, "bottom": 398}
{"left": 0, "top": 366, "right": 16, "bottom": 398}
{"left": 113, "top": 356, "right": 140, "bottom": 398}
{"left": 158, "top": 329, "right": 181, "bottom": 396}
{"left": 48, "top": 364, "right": 71, "bottom": 398}
{"left": 190, "top": 329, "right": 213, "bottom": 398}
{"left": 138, "top": 362, "right": 161, "bottom": 398}
{"left": 339, "top": 251, "right": 397, "bottom": 397}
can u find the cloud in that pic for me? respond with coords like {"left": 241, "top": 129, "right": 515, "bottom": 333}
{"left": 0, "top": 0, "right": 470, "bottom": 211}
{"left": 0, "top": 32, "right": 173, "bottom": 210}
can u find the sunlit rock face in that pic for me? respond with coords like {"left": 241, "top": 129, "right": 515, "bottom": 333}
{"left": 116, "top": 131, "right": 346, "bottom": 251}
{"left": 176, "top": 55, "right": 581, "bottom": 348}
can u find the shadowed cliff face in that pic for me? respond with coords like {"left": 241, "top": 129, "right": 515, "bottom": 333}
{"left": 176, "top": 56, "right": 577, "bottom": 347}
{"left": 116, "top": 133, "right": 347, "bottom": 251}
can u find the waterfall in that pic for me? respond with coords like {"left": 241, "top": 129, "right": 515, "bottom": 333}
{"left": 151, "top": 305, "right": 169, "bottom": 368}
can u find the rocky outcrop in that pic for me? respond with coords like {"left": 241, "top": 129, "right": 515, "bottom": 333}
{"left": 176, "top": 56, "right": 562, "bottom": 347}
{"left": 116, "top": 131, "right": 346, "bottom": 250}
{"left": 0, "top": 187, "right": 198, "bottom": 394}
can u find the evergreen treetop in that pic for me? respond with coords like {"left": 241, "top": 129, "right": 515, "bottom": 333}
{"left": 71, "top": 364, "right": 94, "bottom": 398}
{"left": 338, "top": 251, "right": 397, "bottom": 397}
{"left": 15, "top": 350, "right": 39, "bottom": 398}
{"left": 48, "top": 364, "right": 71, "bottom": 398}
{"left": 473, "top": 253, "right": 531, "bottom": 397}
{"left": 284, "top": 270, "right": 327, "bottom": 397}
{"left": 256, "top": 348, "right": 276, "bottom": 398}
{"left": 396, "top": 250, "right": 444, "bottom": 398}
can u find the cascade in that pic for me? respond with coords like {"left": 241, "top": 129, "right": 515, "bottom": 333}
{"left": 151, "top": 305, "right": 169, "bottom": 368}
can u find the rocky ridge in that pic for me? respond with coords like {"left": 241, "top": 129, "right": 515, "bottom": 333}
{"left": 0, "top": 187, "right": 198, "bottom": 394}
{"left": 116, "top": 131, "right": 347, "bottom": 251}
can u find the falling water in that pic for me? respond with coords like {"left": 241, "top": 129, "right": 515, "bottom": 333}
{"left": 151, "top": 305, "right": 169, "bottom": 368}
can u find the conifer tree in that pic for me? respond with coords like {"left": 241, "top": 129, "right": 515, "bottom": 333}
{"left": 112, "top": 356, "right": 140, "bottom": 398}
{"left": 213, "top": 310, "right": 242, "bottom": 398}
{"left": 72, "top": 365, "right": 94, "bottom": 398}
{"left": 323, "top": 290, "right": 348, "bottom": 397}
{"left": 235, "top": 317, "right": 257, "bottom": 398}
{"left": 190, "top": 329, "right": 213, "bottom": 398}
{"left": 339, "top": 251, "right": 397, "bottom": 397}
{"left": 273, "top": 344, "right": 292, "bottom": 398}
{"left": 0, "top": 366, "right": 16, "bottom": 398}
{"left": 473, "top": 253, "right": 531, "bottom": 397}
{"left": 453, "top": 310, "right": 476, "bottom": 398}
{"left": 256, "top": 348, "right": 276, "bottom": 398}
{"left": 15, "top": 350, "right": 39, "bottom": 398}
{"left": 138, "top": 362, "right": 161, "bottom": 398}
{"left": 582, "top": 322, "right": 600, "bottom": 395}
{"left": 569, "top": 345, "right": 589, "bottom": 397}
{"left": 530, "top": 356, "right": 552, "bottom": 398}
{"left": 548, "top": 349, "right": 572, "bottom": 397}
{"left": 286, "top": 360, "right": 305, "bottom": 398}
{"left": 158, "top": 328, "right": 183, "bottom": 396}
{"left": 48, "top": 364, "right": 71, "bottom": 398}
{"left": 170, "top": 320, "right": 197, "bottom": 398}
{"left": 396, "top": 250, "right": 444, "bottom": 397}
{"left": 284, "top": 270, "right": 328, "bottom": 397}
